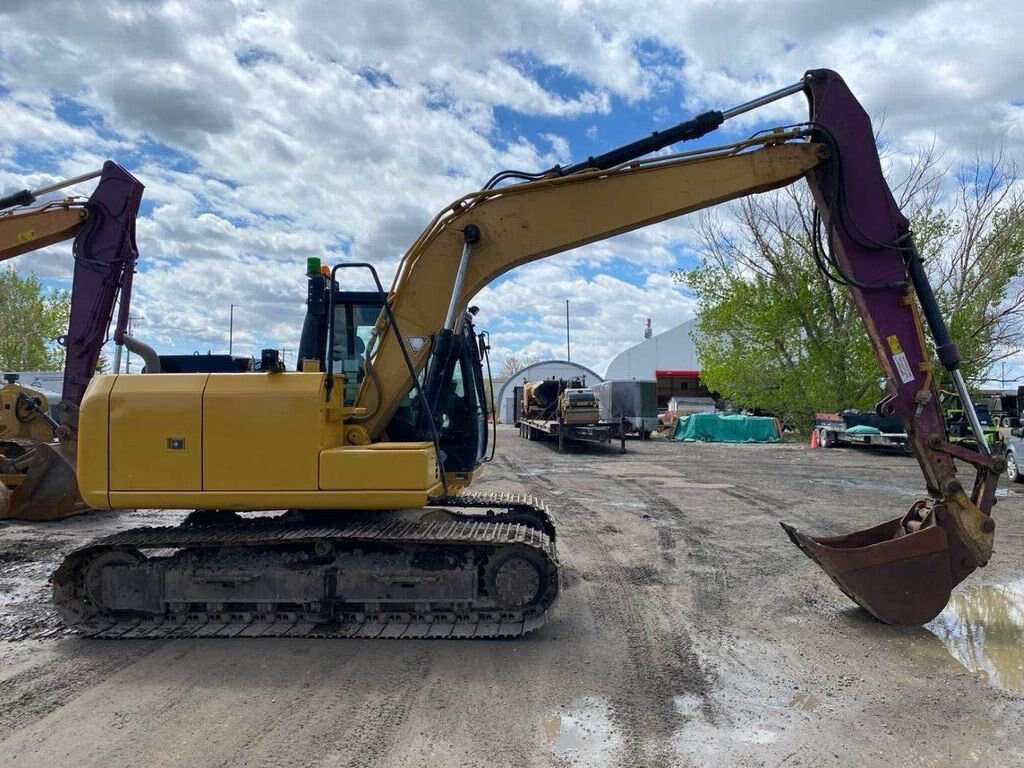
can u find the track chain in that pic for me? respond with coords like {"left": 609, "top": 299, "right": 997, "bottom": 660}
{"left": 54, "top": 500, "right": 559, "bottom": 640}
{"left": 427, "top": 490, "right": 557, "bottom": 541}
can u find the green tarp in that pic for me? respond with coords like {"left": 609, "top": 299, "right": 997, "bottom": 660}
{"left": 671, "top": 413, "right": 780, "bottom": 443}
{"left": 845, "top": 424, "right": 882, "bottom": 435}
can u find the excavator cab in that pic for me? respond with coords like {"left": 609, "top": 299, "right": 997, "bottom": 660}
{"left": 328, "top": 290, "right": 384, "bottom": 405}
{"left": 382, "top": 317, "right": 489, "bottom": 472}
{"left": 296, "top": 268, "right": 490, "bottom": 475}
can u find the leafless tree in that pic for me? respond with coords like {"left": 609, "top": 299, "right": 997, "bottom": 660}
{"left": 677, "top": 146, "right": 1024, "bottom": 421}
{"left": 499, "top": 354, "right": 539, "bottom": 379}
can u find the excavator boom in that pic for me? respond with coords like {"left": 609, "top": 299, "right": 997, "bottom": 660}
{"left": 351, "top": 139, "right": 828, "bottom": 439}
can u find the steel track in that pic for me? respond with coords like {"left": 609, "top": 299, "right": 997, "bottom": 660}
{"left": 53, "top": 492, "right": 559, "bottom": 640}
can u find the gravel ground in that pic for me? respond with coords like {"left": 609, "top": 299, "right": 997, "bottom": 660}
{"left": 0, "top": 426, "right": 1022, "bottom": 767}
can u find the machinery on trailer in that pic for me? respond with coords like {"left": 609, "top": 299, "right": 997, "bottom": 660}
{"left": 45, "top": 69, "right": 1004, "bottom": 638}
{"left": 517, "top": 377, "right": 627, "bottom": 454}
{"left": 0, "top": 163, "right": 144, "bottom": 520}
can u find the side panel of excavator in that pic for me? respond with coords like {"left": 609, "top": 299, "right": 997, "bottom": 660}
{"left": 77, "top": 372, "right": 443, "bottom": 510}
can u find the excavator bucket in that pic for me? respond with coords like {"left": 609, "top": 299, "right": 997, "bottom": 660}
{"left": 1, "top": 441, "right": 86, "bottom": 521}
{"left": 780, "top": 503, "right": 968, "bottom": 626}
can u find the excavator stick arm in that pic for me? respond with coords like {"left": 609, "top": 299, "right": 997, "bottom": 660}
{"left": 781, "top": 70, "right": 999, "bottom": 624}
{"left": 61, "top": 161, "right": 145, "bottom": 405}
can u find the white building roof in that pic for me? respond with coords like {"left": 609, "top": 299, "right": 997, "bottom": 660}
{"left": 604, "top": 318, "right": 700, "bottom": 380}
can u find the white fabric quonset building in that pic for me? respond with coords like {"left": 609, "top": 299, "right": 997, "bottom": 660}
{"left": 603, "top": 318, "right": 712, "bottom": 409}
{"left": 496, "top": 360, "right": 603, "bottom": 424}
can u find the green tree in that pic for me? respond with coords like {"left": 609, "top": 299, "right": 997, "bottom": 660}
{"left": 0, "top": 268, "right": 71, "bottom": 371}
{"left": 675, "top": 150, "right": 1024, "bottom": 429}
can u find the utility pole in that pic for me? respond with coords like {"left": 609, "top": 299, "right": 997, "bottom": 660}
{"left": 565, "top": 299, "right": 571, "bottom": 362}
{"left": 229, "top": 304, "right": 236, "bottom": 356}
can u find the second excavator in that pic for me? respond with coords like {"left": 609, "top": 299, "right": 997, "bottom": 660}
{"left": 0, "top": 162, "right": 144, "bottom": 520}
{"left": 46, "top": 69, "right": 1003, "bottom": 638}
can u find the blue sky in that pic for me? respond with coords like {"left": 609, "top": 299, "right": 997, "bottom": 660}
{"left": 1, "top": 1, "right": 1023, "bottom": 385}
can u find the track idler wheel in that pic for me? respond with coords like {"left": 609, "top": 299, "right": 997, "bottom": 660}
{"left": 53, "top": 547, "right": 147, "bottom": 628}
{"left": 781, "top": 501, "right": 978, "bottom": 626}
{"left": 484, "top": 547, "right": 550, "bottom": 610}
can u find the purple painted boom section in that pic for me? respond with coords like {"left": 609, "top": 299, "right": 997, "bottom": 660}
{"left": 62, "top": 162, "right": 144, "bottom": 405}
{"left": 804, "top": 69, "right": 951, "bottom": 495}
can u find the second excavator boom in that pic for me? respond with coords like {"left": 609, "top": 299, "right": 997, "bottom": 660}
{"left": 0, "top": 162, "right": 144, "bottom": 520}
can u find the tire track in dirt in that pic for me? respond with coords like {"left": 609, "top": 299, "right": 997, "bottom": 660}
{"left": 327, "top": 646, "right": 433, "bottom": 768}
{"left": 211, "top": 644, "right": 434, "bottom": 768}
{"left": 0, "top": 641, "right": 164, "bottom": 740}
{"left": 498, "top": 452, "right": 712, "bottom": 767}
{"left": 624, "top": 480, "right": 731, "bottom": 625}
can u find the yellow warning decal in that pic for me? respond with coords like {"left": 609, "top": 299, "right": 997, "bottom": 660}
{"left": 17, "top": 229, "right": 35, "bottom": 243}
{"left": 886, "top": 334, "right": 902, "bottom": 355}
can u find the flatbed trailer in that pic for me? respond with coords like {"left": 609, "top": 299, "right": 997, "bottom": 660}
{"left": 815, "top": 413, "right": 908, "bottom": 451}
{"left": 517, "top": 416, "right": 628, "bottom": 454}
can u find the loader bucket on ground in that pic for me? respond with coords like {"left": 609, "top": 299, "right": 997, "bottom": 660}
{"left": 780, "top": 509, "right": 962, "bottom": 626}
{"left": 2, "top": 441, "right": 86, "bottom": 521}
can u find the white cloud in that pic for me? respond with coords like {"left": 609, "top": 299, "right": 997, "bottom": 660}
{"left": 0, "top": 0, "right": 1022, "bottom": 378}
{"left": 476, "top": 262, "right": 697, "bottom": 374}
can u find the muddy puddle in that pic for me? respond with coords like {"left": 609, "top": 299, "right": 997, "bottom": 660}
{"left": 543, "top": 697, "right": 620, "bottom": 764}
{"left": 927, "top": 580, "right": 1024, "bottom": 693}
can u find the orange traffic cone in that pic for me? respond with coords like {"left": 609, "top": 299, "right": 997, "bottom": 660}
{"left": 809, "top": 429, "right": 819, "bottom": 449}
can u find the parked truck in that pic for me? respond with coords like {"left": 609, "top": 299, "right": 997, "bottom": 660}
{"left": 945, "top": 401, "right": 1002, "bottom": 452}
{"left": 981, "top": 386, "right": 1023, "bottom": 428}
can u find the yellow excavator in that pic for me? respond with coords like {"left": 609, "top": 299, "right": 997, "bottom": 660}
{"left": 0, "top": 163, "right": 145, "bottom": 520}
{"left": 40, "top": 69, "right": 1002, "bottom": 638}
